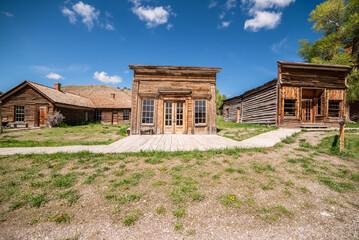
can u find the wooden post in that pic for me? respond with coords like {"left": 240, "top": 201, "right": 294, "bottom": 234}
{"left": 0, "top": 100, "right": 2, "bottom": 134}
{"left": 339, "top": 119, "right": 345, "bottom": 151}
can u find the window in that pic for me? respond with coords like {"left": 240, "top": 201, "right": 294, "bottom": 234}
{"left": 142, "top": 99, "right": 154, "bottom": 124}
{"left": 15, "top": 106, "right": 24, "bottom": 122}
{"left": 123, "top": 109, "right": 130, "bottom": 120}
{"left": 96, "top": 111, "right": 102, "bottom": 122}
{"left": 225, "top": 106, "right": 229, "bottom": 119}
{"left": 195, "top": 100, "right": 206, "bottom": 124}
{"left": 165, "top": 102, "right": 172, "bottom": 126}
{"left": 328, "top": 100, "right": 341, "bottom": 118}
{"left": 84, "top": 111, "right": 89, "bottom": 121}
{"left": 316, "top": 98, "right": 322, "bottom": 115}
{"left": 284, "top": 99, "right": 296, "bottom": 117}
{"left": 176, "top": 102, "right": 183, "bottom": 126}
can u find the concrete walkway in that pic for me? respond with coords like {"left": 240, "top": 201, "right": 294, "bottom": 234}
{"left": 0, "top": 128, "right": 300, "bottom": 155}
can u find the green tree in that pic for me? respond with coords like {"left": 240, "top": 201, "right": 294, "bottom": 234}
{"left": 298, "top": 0, "right": 359, "bottom": 101}
{"left": 216, "top": 88, "right": 226, "bottom": 116}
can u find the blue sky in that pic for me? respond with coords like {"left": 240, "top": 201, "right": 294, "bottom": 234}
{"left": 0, "top": 0, "right": 324, "bottom": 98}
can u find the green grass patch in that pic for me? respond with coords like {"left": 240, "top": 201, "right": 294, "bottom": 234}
{"left": 219, "top": 194, "right": 242, "bottom": 208}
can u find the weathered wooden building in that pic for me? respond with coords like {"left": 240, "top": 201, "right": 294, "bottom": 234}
{"left": 129, "top": 65, "right": 221, "bottom": 135}
{"left": 223, "top": 61, "right": 352, "bottom": 128}
{"left": 62, "top": 85, "right": 131, "bottom": 125}
{"left": 0, "top": 81, "right": 131, "bottom": 127}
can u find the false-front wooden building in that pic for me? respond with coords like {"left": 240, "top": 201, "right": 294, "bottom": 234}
{"left": 0, "top": 81, "right": 131, "bottom": 127}
{"left": 223, "top": 61, "right": 352, "bottom": 128}
{"left": 129, "top": 65, "right": 221, "bottom": 135}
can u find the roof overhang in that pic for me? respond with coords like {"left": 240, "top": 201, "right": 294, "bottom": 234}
{"left": 278, "top": 61, "right": 352, "bottom": 72}
{"left": 129, "top": 65, "right": 222, "bottom": 73}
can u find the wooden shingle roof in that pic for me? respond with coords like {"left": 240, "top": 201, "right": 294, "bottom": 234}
{"left": 61, "top": 85, "right": 132, "bottom": 109}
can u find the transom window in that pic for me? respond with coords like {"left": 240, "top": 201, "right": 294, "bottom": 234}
{"left": 96, "top": 111, "right": 102, "bottom": 122}
{"left": 142, "top": 99, "right": 154, "bottom": 124}
{"left": 15, "top": 106, "right": 24, "bottom": 122}
{"left": 328, "top": 100, "right": 341, "bottom": 118}
{"left": 284, "top": 99, "right": 296, "bottom": 116}
{"left": 123, "top": 109, "right": 130, "bottom": 120}
{"left": 195, "top": 100, "right": 206, "bottom": 125}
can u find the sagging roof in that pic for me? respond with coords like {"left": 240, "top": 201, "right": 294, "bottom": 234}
{"left": 223, "top": 79, "right": 277, "bottom": 103}
{"left": 278, "top": 61, "right": 352, "bottom": 71}
{"left": 61, "top": 85, "right": 132, "bottom": 109}
{"left": 0, "top": 81, "right": 95, "bottom": 108}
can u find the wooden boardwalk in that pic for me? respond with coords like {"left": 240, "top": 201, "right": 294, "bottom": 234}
{"left": 0, "top": 128, "right": 300, "bottom": 155}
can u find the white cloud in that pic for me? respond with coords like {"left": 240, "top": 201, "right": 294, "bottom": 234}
{"left": 45, "top": 73, "right": 64, "bottom": 80}
{"left": 0, "top": 11, "right": 14, "bottom": 17}
{"left": 132, "top": 5, "right": 171, "bottom": 28}
{"left": 72, "top": 1, "right": 99, "bottom": 31}
{"left": 93, "top": 71, "right": 122, "bottom": 84}
{"left": 218, "top": 21, "right": 232, "bottom": 29}
{"left": 129, "top": 0, "right": 174, "bottom": 29}
{"left": 271, "top": 37, "right": 288, "bottom": 53}
{"left": 225, "top": 0, "right": 237, "bottom": 11}
{"left": 61, "top": 1, "right": 114, "bottom": 31}
{"left": 244, "top": 11, "right": 281, "bottom": 32}
{"left": 62, "top": 7, "right": 77, "bottom": 24}
{"left": 242, "top": 0, "right": 295, "bottom": 31}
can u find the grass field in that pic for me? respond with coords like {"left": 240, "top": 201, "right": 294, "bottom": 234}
{"left": 217, "top": 116, "right": 278, "bottom": 141}
{"left": 0, "top": 130, "right": 358, "bottom": 239}
{"left": 0, "top": 123, "right": 130, "bottom": 148}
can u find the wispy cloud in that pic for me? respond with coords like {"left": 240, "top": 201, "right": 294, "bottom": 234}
{"left": 0, "top": 11, "right": 14, "bottom": 17}
{"left": 93, "top": 71, "right": 122, "bottom": 84}
{"left": 241, "top": 0, "right": 295, "bottom": 32}
{"left": 62, "top": 1, "right": 114, "bottom": 31}
{"left": 31, "top": 64, "right": 90, "bottom": 74}
{"left": 208, "top": 0, "right": 237, "bottom": 28}
{"left": 129, "top": 0, "right": 175, "bottom": 29}
{"left": 45, "top": 73, "right": 64, "bottom": 80}
{"left": 271, "top": 37, "right": 288, "bottom": 53}
{"left": 218, "top": 21, "right": 232, "bottom": 29}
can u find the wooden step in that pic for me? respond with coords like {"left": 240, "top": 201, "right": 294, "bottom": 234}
{"left": 300, "top": 123, "right": 328, "bottom": 129}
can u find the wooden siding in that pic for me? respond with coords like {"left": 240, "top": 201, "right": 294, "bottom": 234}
{"left": 130, "top": 65, "right": 220, "bottom": 135}
{"left": 98, "top": 109, "right": 131, "bottom": 125}
{"left": 55, "top": 106, "right": 95, "bottom": 124}
{"left": 0, "top": 85, "right": 53, "bottom": 127}
{"left": 223, "top": 80, "right": 277, "bottom": 125}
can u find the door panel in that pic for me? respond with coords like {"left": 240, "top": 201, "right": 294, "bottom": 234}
{"left": 301, "top": 100, "right": 313, "bottom": 123}
{"left": 38, "top": 106, "right": 47, "bottom": 127}
{"left": 164, "top": 101, "right": 173, "bottom": 133}
{"left": 175, "top": 102, "right": 184, "bottom": 134}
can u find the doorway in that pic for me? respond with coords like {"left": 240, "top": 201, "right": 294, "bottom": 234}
{"left": 301, "top": 100, "right": 312, "bottom": 123}
{"left": 164, "top": 101, "right": 184, "bottom": 134}
{"left": 38, "top": 106, "right": 48, "bottom": 127}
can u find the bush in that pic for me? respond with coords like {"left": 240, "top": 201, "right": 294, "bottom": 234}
{"left": 46, "top": 110, "right": 65, "bottom": 128}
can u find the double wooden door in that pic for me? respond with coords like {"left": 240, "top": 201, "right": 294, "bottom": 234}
{"left": 301, "top": 100, "right": 313, "bottom": 123}
{"left": 164, "top": 101, "right": 184, "bottom": 134}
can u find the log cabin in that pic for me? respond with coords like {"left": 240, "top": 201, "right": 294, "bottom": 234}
{"left": 0, "top": 81, "right": 131, "bottom": 127}
{"left": 223, "top": 61, "right": 352, "bottom": 128}
{"left": 129, "top": 65, "right": 221, "bottom": 135}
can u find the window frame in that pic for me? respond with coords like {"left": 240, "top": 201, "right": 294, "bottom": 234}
{"left": 123, "top": 109, "right": 130, "bottom": 121}
{"left": 283, "top": 99, "right": 297, "bottom": 117}
{"left": 84, "top": 111, "right": 89, "bottom": 122}
{"left": 194, "top": 100, "right": 207, "bottom": 126}
{"left": 328, "top": 100, "right": 341, "bottom": 118}
{"left": 141, "top": 99, "right": 155, "bottom": 125}
{"left": 96, "top": 110, "right": 102, "bottom": 122}
{"left": 14, "top": 106, "right": 25, "bottom": 122}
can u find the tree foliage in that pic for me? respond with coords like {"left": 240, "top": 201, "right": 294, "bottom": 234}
{"left": 216, "top": 88, "right": 226, "bottom": 115}
{"left": 298, "top": 0, "right": 359, "bottom": 101}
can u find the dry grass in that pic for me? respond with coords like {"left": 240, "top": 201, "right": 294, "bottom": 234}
{"left": 0, "top": 131, "right": 358, "bottom": 239}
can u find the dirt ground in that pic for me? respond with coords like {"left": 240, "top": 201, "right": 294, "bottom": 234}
{"left": 0, "top": 131, "right": 358, "bottom": 240}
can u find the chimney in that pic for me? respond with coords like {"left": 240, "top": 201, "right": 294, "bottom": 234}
{"left": 54, "top": 83, "right": 61, "bottom": 91}
{"left": 111, "top": 93, "right": 115, "bottom": 99}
